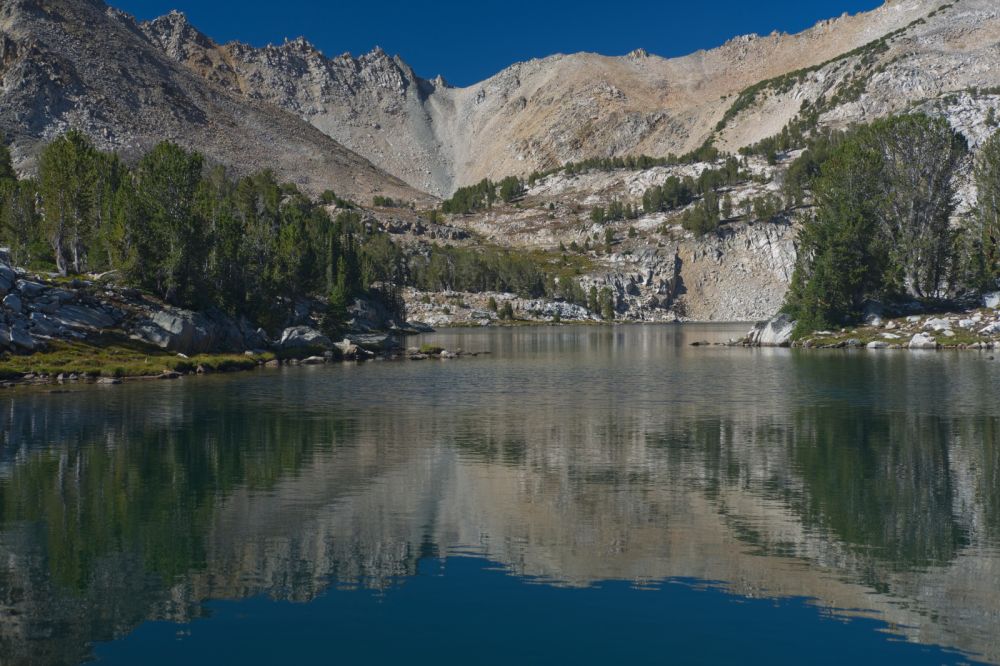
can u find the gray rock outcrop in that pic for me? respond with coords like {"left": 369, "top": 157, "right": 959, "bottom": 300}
{"left": 746, "top": 314, "right": 795, "bottom": 347}
{"left": 278, "top": 326, "right": 332, "bottom": 350}
{"left": 908, "top": 333, "right": 938, "bottom": 350}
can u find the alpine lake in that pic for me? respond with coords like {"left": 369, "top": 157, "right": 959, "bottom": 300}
{"left": 2, "top": 324, "right": 999, "bottom": 665}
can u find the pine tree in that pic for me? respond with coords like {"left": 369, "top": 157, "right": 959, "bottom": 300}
{"left": 599, "top": 287, "right": 615, "bottom": 320}
{"left": 38, "top": 130, "right": 98, "bottom": 275}
{"left": 322, "top": 261, "right": 350, "bottom": 339}
{"left": 0, "top": 179, "right": 41, "bottom": 268}
{"left": 974, "top": 131, "right": 1000, "bottom": 287}
{"left": 0, "top": 141, "right": 15, "bottom": 183}
{"left": 132, "top": 141, "right": 206, "bottom": 305}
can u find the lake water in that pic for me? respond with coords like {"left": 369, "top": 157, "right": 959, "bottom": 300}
{"left": 1, "top": 324, "right": 999, "bottom": 665}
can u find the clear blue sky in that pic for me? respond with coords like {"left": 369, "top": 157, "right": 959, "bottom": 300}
{"left": 114, "top": 0, "right": 884, "bottom": 87}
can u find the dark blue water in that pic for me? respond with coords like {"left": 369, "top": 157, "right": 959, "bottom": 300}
{"left": 94, "top": 557, "right": 977, "bottom": 666}
{"left": 1, "top": 324, "right": 998, "bottom": 665}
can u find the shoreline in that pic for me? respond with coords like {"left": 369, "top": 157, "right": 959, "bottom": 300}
{"left": 0, "top": 338, "right": 499, "bottom": 390}
{"left": 741, "top": 308, "right": 1000, "bottom": 352}
{"left": 6, "top": 315, "right": 999, "bottom": 392}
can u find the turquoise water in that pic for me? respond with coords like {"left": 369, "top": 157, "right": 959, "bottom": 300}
{"left": 1, "top": 324, "right": 998, "bottom": 665}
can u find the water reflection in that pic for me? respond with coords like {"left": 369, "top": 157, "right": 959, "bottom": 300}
{"left": 1, "top": 325, "right": 999, "bottom": 664}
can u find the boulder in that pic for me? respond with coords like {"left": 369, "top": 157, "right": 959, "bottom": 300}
{"left": 3, "top": 292, "right": 22, "bottom": 314}
{"left": 335, "top": 339, "right": 363, "bottom": 360}
{"left": 16, "top": 280, "right": 45, "bottom": 298}
{"left": 867, "top": 341, "right": 889, "bottom": 349}
{"left": 238, "top": 317, "right": 270, "bottom": 351}
{"left": 47, "top": 288, "right": 76, "bottom": 304}
{"left": 924, "top": 318, "right": 951, "bottom": 332}
{"left": 346, "top": 333, "right": 398, "bottom": 352}
{"left": 49, "top": 304, "right": 116, "bottom": 331}
{"left": 983, "top": 292, "right": 1000, "bottom": 309}
{"left": 746, "top": 314, "right": 795, "bottom": 347}
{"left": 278, "top": 326, "right": 332, "bottom": 350}
{"left": 405, "top": 321, "right": 435, "bottom": 333}
{"left": 8, "top": 325, "right": 35, "bottom": 351}
{"left": 133, "top": 309, "right": 213, "bottom": 354}
{"left": 300, "top": 356, "right": 327, "bottom": 365}
{"left": 133, "top": 307, "right": 246, "bottom": 355}
{"left": 0, "top": 263, "right": 15, "bottom": 296}
{"left": 862, "top": 301, "right": 884, "bottom": 327}
{"left": 28, "top": 312, "right": 60, "bottom": 338}
{"left": 908, "top": 333, "right": 938, "bottom": 350}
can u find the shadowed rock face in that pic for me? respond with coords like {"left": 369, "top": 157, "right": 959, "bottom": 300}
{"left": 137, "top": 0, "right": 999, "bottom": 196}
{"left": 1, "top": 327, "right": 999, "bottom": 664}
{"left": 0, "top": 0, "right": 428, "bottom": 203}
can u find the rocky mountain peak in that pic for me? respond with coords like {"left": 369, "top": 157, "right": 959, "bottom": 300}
{"left": 140, "top": 9, "right": 214, "bottom": 59}
{"left": 625, "top": 48, "right": 649, "bottom": 62}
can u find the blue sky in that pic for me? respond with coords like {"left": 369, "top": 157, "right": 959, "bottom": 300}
{"left": 115, "top": 0, "right": 884, "bottom": 87}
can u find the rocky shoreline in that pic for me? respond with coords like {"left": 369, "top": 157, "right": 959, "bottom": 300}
{"left": 741, "top": 297, "right": 1000, "bottom": 352}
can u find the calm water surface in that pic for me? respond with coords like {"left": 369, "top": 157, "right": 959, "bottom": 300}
{"left": 1, "top": 324, "right": 999, "bottom": 665}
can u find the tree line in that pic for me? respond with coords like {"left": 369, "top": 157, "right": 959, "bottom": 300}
{"left": 440, "top": 176, "right": 525, "bottom": 214}
{"left": 783, "top": 113, "right": 1000, "bottom": 334}
{"left": 0, "top": 131, "right": 400, "bottom": 334}
{"left": 0, "top": 131, "right": 607, "bottom": 328}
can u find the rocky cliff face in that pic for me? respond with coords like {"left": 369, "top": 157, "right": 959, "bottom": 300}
{"left": 715, "top": 0, "right": 1000, "bottom": 154}
{"left": 0, "top": 0, "right": 426, "bottom": 202}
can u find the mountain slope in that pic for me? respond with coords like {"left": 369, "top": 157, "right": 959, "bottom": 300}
{"left": 141, "top": 0, "right": 971, "bottom": 196}
{"left": 0, "top": 0, "right": 428, "bottom": 203}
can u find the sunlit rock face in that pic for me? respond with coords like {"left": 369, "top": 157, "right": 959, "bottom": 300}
{"left": 140, "top": 1, "right": 1000, "bottom": 196}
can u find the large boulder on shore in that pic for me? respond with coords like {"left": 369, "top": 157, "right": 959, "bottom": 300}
{"left": 278, "top": 326, "right": 332, "bottom": 350}
{"left": 133, "top": 309, "right": 215, "bottom": 354}
{"left": 746, "top": 314, "right": 795, "bottom": 347}
{"left": 908, "top": 333, "right": 938, "bottom": 350}
{"left": 133, "top": 307, "right": 245, "bottom": 355}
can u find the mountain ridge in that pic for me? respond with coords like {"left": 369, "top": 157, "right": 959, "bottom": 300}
{"left": 0, "top": 0, "right": 429, "bottom": 202}
{"left": 136, "top": 0, "right": 956, "bottom": 196}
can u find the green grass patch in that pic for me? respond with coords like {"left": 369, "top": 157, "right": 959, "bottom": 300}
{"left": 0, "top": 334, "right": 271, "bottom": 380}
{"left": 419, "top": 344, "right": 444, "bottom": 355}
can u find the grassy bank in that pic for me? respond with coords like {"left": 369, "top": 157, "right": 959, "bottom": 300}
{"left": 0, "top": 335, "right": 274, "bottom": 381}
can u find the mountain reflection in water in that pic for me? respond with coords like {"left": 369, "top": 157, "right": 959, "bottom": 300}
{"left": 1, "top": 325, "right": 998, "bottom": 665}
